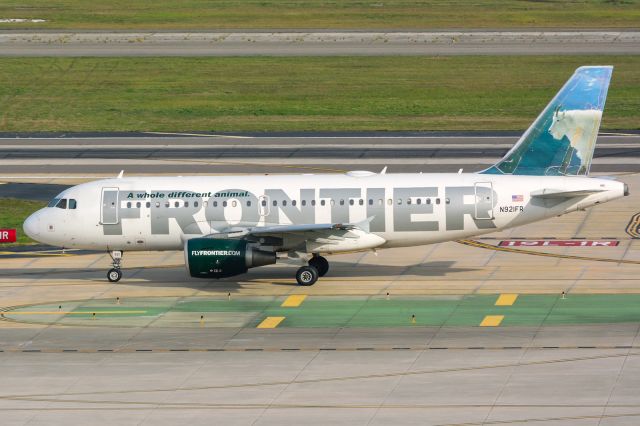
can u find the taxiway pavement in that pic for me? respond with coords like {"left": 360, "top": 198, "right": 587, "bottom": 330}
{"left": 1, "top": 133, "right": 639, "bottom": 181}
{"left": 1, "top": 174, "right": 640, "bottom": 424}
{"left": 2, "top": 133, "right": 640, "bottom": 425}
{"left": 0, "top": 31, "right": 638, "bottom": 56}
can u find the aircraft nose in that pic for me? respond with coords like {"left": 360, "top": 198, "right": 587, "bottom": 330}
{"left": 23, "top": 211, "right": 41, "bottom": 239}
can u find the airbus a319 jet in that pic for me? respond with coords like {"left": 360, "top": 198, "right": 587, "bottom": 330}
{"left": 24, "top": 66, "right": 627, "bottom": 286}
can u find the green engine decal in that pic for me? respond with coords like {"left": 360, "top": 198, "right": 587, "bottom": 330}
{"left": 186, "top": 238, "right": 249, "bottom": 278}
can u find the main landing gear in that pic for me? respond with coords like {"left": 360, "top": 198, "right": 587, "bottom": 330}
{"left": 107, "top": 250, "right": 123, "bottom": 282}
{"left": 295, "top": 255, "right": 329, "bottom": 286}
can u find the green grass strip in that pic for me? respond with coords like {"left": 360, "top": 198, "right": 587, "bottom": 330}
{"left": 1, "top": 0, "right": 639, "bottom": 30}
{"left": 0, "top": 56, "right": 638, "bottom": 132}
{"left": 0, "top": 198, "right": 46, "bottom": 245}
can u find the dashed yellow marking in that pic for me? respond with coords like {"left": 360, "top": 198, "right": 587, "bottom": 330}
{"left": 495, "top": 294, "right": 518, "bottom": 306}
{"left": 3, "top": 311, "right": 147, "bottom": 315}
{"left": 257, "top": 316, "right": 285, "bottom": 329}
{"left": 480, "top": 315, "right": 504, "bottom": 327}
{"left": 281, "top": 295, "right": 307, "bottom": 307}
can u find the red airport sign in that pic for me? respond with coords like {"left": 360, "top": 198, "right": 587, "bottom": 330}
{"left": 0, "top": 229, "right": 16, "bottom": 243}
{"left": 499, "top": 240, "right": 619, "bottom": 247}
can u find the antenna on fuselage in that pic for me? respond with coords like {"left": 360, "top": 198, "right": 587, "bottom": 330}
{"left": 117, "top": 170, "right": 124, "bottom": 179}
{"left": 380, "top": 166, "right": 387, "bottom": 174}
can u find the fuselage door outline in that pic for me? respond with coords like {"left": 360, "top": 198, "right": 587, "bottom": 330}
{"left": 100, "top": 187, "right": 120, "bottom": 225}
{"left": 474, "top": 182, "right": 494, "bottom": 220}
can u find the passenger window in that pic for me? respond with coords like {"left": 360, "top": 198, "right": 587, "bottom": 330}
{"left": 155, "top": 202, "right": 160, "bottom": 208}
{"left": 417, "top": 198, "right": 422, "bottom": 205}
{"left": 164, "top": 201, "right": 170, "bottom": 208}
{"left": 292, "top": 200, "right": 297, "bottom": 206}
{"left": 436, "top": 198, "right": 441, "bottom": 205}
{"left": 407, "top": 199, "right": 412, "bottom": 205}
{"left": 174, "top": 201, "right": 179, "bottom": 208}
{"left": 196, "top": 202, "right": 200, "bottom": 208}
{"left": 397, "top": 199, "right": 402, "bottom": 205}
{"left": 261, "top": 200, "right": 266, "bottom": 206}
{"left": 368, "top": 199, "right": 373, "bottom": 205}
{"left": 69, "top": 199, "right": 77, "bottom": 209}
{"left": 340, "top": 199, "right": 345, "bottom": 206}
{"left": 426, "top": 198, "right": 431, "bottom": 205}
{"left": 184, "top": 201, "right": 189, "bottom": 207}
{"left": 445, "top": 198, "right": 450, "bottom": 204}
{"left": 301, "top": 200, "right": 306, "bottom": 206}
{"left": 273, "top": 200, "right": 277, "bottom": 207}
{"left": 321, "top": 200, "right": 325, "bottom": 206}
{"left": 348, "top": 199, "right": 354, "bottom": 206}
{"left": 127, "top": 202, "right": 132, "bottom": 208}
{"left": 213, "top": 201, "right": 218, "bottom": 207}
{"left": 232, "top": 200, "right": 237, "bottom": 207}
{"left": 282, "top": 200, "right": 287, "bottom": 207}
{"left": 312, "top": 200, "right": 316, "bottom": 206}
{"left": 247, "top": 201, "right": 251, "bottom": 207}
{"left": 223, "top": 201, "right": 227, "bottom": 207}
{"left": 330, "top": 200, "right": 335, "bottom": 206}
{"left": 146, "top": 202, "right": 150, "bottom": 208}
{"left": 359, "top": 199, "right": 364, "bottom": 206}
{"left": 56, "top": 199, "right": 67, "bottom": 209}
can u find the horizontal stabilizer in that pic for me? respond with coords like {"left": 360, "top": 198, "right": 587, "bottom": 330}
{"left": 530, "top": 188, "right": 605, "bottom": 199}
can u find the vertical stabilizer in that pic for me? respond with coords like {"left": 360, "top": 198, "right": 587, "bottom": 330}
{"left": 481, "top": 66, "right": 612, "bottom": 176}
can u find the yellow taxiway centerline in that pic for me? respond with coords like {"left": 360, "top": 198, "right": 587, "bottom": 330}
{"left": 495, "top": 294, "right": 518, "bottom": 306}
{"left": 480, "top": 315, "right": 504, "bottom": 327}
{"left": 257, "top": 316, "right": 285, "bottom": 329}
{"left": 281, "top": 295, "right": 307, "bottom": 307}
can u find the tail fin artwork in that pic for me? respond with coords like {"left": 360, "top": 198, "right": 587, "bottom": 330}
{"left": 481, "top": 66, "right": 612, "bottom": 176}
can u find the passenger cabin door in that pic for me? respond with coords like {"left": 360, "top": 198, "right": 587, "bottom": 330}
{"left": 474, "top": 182, "right": 494, "bottom": 220}
{"left": 101, "top": 187, "right": 120, "bottom": 224}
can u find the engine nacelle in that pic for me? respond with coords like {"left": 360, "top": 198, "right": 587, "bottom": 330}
{"left": 185, "top": 238, "right": 276, "bottom": 278}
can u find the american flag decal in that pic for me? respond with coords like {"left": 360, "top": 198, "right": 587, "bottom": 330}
{"left": 512, "top": 194, "right": 524, "bottom": 202}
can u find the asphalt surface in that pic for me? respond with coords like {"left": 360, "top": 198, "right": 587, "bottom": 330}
{"left": 1, "top": 133, "right": 638, "bottom": 180}
{"left": 3, "top": 197, "right": 640, "bottom": 424}
{"left": 0, "top": 31, "right": 638, "bottom": 56}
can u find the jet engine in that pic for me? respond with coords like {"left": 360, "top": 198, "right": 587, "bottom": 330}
{"left": 185, "top": 238, "right": 276, "bottom": 278}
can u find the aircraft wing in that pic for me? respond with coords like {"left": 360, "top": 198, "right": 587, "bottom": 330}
{"left": 205, "top": 219, "right": 384, "bottom": 252}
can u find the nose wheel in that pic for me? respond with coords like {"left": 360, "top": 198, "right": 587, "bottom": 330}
{"left": 108, "top": 268, "right": 122, "bottom": 282}
{"left": 107, "top": 250, "right": 123, "bottom": 282}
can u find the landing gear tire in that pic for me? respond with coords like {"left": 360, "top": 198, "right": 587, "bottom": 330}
{"left": 107, "top": 268, "right": 122, "bottom": 282}
{"left": 296, "top": 265, "right": 319, "bottom": 286}
{"left": 309, "top": 256, "right": 329, "bottom": 277}
{"left": 107, "top": 250, "right": 123, "bottom": 282}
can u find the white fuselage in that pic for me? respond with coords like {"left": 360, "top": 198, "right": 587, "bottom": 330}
{"left": 24, "top": 172, "right": 626, "bottom": 254}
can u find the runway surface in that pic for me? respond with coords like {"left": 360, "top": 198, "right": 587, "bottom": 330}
{"left": 0, "top": 31, "right": 638, "bottom": 56}
{"left": 1, "top": 133, "right": 639, "bottom": 181}
{"left": 2, "top": 134, "right": 640, "bottom": 424}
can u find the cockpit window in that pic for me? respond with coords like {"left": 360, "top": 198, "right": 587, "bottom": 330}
{"left": 69, "top": 199, "right": 77, "bottom": 209}
{"left": 56, "top": 199, "right": 67, "bottom": 209}
{"left": 48, "top": 198, "right": 61, "bottom": 208}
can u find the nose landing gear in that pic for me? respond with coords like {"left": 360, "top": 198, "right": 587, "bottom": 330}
{"left": 107, "top": 250, "right": 123, "bottom": 282}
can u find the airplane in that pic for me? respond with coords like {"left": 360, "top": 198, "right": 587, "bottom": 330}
{"left": 23, "top": 66, "right": 627, "bottom": 286}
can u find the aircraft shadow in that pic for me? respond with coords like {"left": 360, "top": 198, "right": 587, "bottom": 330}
{"left": 0, "top": 260, "right": 478, "bottom": 292}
